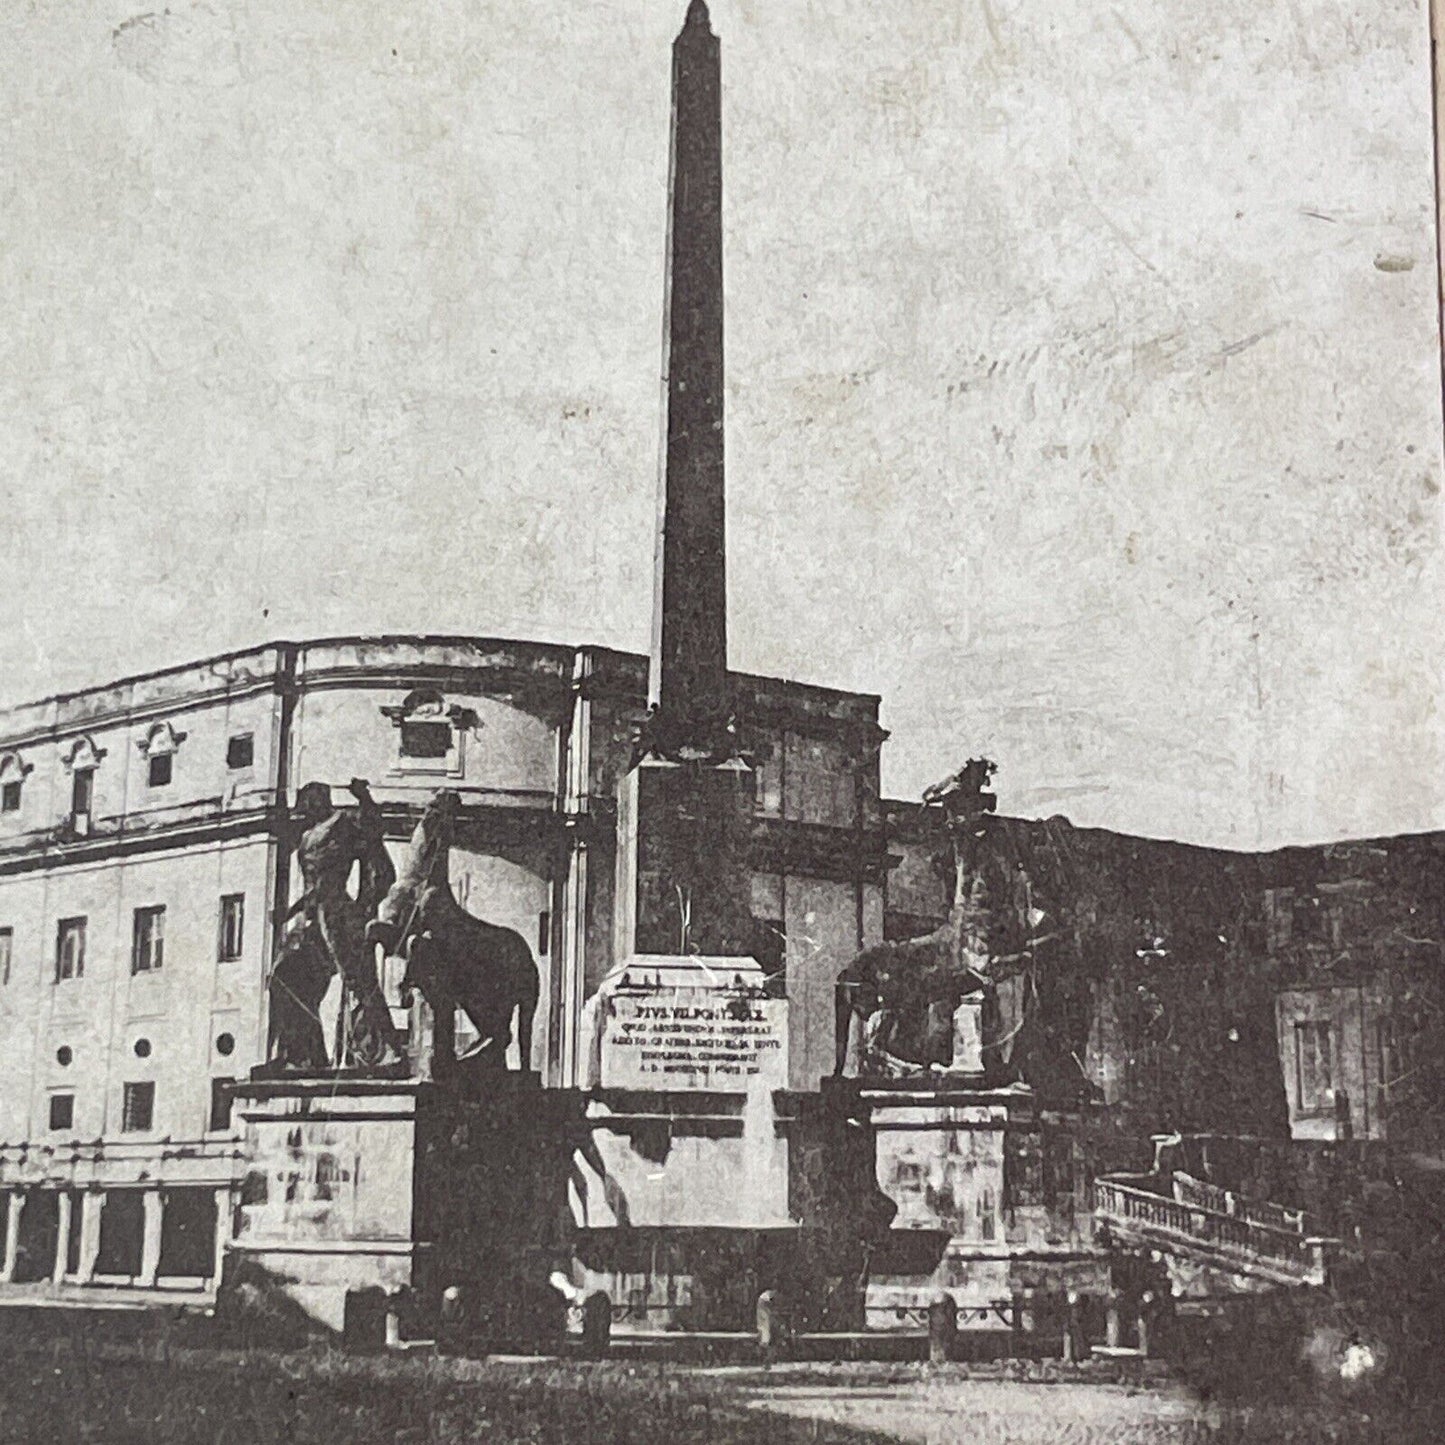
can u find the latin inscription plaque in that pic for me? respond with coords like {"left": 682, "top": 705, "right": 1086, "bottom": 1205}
{"left": 591, "top": 957, "right": 787, "bottom": 1092}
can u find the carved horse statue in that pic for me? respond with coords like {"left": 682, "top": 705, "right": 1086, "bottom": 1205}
{"left": 835, "top": 923, "right": 989, "bottom": 1075}
{"left": 366, "top": 790, "right": 539, "bottom": 1072}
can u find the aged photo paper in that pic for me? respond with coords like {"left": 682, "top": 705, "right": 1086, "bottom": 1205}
{"left": 0, "top": 2, "right": 1441, "bottom": 1440}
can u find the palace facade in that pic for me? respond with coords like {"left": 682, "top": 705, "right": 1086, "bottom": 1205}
{"left": 0, "top": 633, "right": 890, "bottom": 1294}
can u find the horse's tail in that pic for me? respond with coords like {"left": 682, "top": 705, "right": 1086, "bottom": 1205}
{"left": 833, "top": 973, "right": 857, "bottom": 1077}
{"left": 832, "top": 945, "right": 888, "bottom": 1076}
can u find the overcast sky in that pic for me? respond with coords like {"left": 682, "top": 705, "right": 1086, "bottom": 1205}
{"left": 0, "top": 1, "right": 1440, "bottom": 848}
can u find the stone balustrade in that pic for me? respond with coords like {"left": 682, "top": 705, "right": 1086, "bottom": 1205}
{"left": 1093, "top": 1175, "right": 1331, "bottom": 1286}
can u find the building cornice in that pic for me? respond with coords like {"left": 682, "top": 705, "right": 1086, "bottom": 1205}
{"left": 296, "top": 661, "right": 574, "bottom": 725}
{"left": 748, "top": 816, "right": 895, "bottom": 885}
{"left": 0, "top": 806, "right": 277, "bottom": 877}
{"left": 0, "top": 675, "right": 283, "bottom": 753}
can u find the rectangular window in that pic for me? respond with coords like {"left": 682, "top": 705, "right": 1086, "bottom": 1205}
{"left": 1263, "top": 888, "right": 1294, "bottom": 953}
{"left": 536, "top": 910, "right": 550, "bottom": 957}
{"left": 1376, "top": 1018, "right": 1396, "bottom": 1121}
{"left": 752, "top": 917, "right": 786, "bottom": 994}
{"left": 131, "top": 906, "right": 165, "bottom": 974}
{"left": 754, "top": 744, "right": 783, "bottom": 817}
{"left": 0, "top": 927, "right": 10, "bottom": 985}
{"left": 1326, "top": 902, "right": 1345, "bottom": 950}
{"left": 208, "top": 1078, "right": 235, "bottom": 1132}
{"left": 1005, "top": 1131, "right": 1046, "bottom": 1209}
{"left": 399, "top": 720, "right": 451, "bottom": 759}
{"left": 121, "top": 1081, "right": 155, "bottom": 1133}
{"left": 48, "top": 1093, "right": 74, "bottom": 1132}
{"left": 315, "top": 1153, "right": 342, "bottom": 1201}
{"left": 1044, "top": 1130, "right": 1075, "bottom": 1207}
{"left": 56, "top": 917, "right": 86, "bottom": 982}
{"left": 1377, "top": 1017, "right": 1409, "bottom": 1086}
{"left": 750, "top": 873, "right": 786, "bottom": 996}
{"left": 1294, "top": 1020, "right": 1335, "bottom": 1114}
{"left": 1, "top": 780, "right": 20, "bottom": 812}
{"left": 1375, "top": 1017, "right": 1413, "bottom": 1122}
{"left": 1293, "top": 893, "right": 1325, "bottom": 942}
{"left": 217, "top": 894, "right": 244, "bottom": 963}
{"left": 147, "top": 753, "right": 172, "bottom": 788}
{"left": 226, "top": 733, "right": 255, "bottom": 770}
{"left": 71, "top": 768, "right": 94, "bottom": 818}
{"left": 64, "top": 1190, "right": 82, "bottom": 1275}
{"left": 976, "top": 1186, "right": 997, "bottom": 1241}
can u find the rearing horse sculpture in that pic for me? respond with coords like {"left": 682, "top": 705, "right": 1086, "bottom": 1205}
{"left": 366, "top": 791, "right": 540, "bottom": 1073}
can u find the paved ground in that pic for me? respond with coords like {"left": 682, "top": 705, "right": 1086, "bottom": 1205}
{"left": 742, "top": 1380, "right": 1222, "bottom": 1444}
{"left": 0, "top": 1323, "right": 1431, "bottom": 1443}
{"left": 737, "top": 1376, "right": 1443, "bottom": 1444}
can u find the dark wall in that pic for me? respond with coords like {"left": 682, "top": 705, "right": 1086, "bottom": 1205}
{"left": 882, "top": 811, "right": 1445, "bottom": 1143}
{"left": 882, "top": 812, "right": 1445, "bottom": 1138}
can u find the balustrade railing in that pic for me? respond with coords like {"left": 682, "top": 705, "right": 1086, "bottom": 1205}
{"left": 1093, "top": 1175, "right": 1322, "bottom": 1282}
{"left": 1171, "top": 1171, "right": 1310, "bottom": 1236}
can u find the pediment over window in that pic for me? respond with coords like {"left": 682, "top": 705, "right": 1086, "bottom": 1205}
{"left": 380, "top": 688, "right": 478, "bottom": 731}
{"left": 380, "top": 689, "right": 478, "bottom": 773}
{"left": 0, "top": 751, "right": 33, "bottom": 783}
{"left": 135, "top": 720, "right": 188, "bottom": 758}
{"left": 59, "top": 736, "right": 107, "bottom": 771}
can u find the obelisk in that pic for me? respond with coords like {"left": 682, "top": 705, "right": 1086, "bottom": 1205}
{"left": 618, "top": 0, "right": 755, "bottom": 962}
{"left": 651, "top": 0, "right": 728, "bottom": 737}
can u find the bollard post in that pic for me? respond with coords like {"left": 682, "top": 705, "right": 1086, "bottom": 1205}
{"left": 1136, "top": 1291, "right": 1154, "bottom": 1358}
{"left": 1105, "top": 1289, "right": 1123, "bottom": 1350}
{"left": 756, "top": 1290, "right": 789, "bottom": 1356}
{"left": 1063, "top": 1290, "right": 1089, "bottom": 1364}
{"left": 437, "top": 1283, "right": 465, "bottom": 1353}
{"left": 581, "top": 1291, "right": 612, "bottom": 1358}
{"left": 927, "top": 1293, "right": 957, "bottom": 1365}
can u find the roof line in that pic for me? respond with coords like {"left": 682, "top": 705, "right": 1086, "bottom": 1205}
{"left": 0, "top": 632, "right": 882, "bottom": 720}
{"left": 878, "top": 801, "right": 1445, "bottom": 858}
{"left": 0, "top": 633, "right": 561, "bottom": 716}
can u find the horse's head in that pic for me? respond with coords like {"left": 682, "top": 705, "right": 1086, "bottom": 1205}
{"left": 922, "top": 758, "right": 997, "bottom": 816}
{"left": 402, "top": 789, "right": 461, "bottom": 888}
{"left": 836, "top": 949, "right": 887, "bottom": 1018}
{"left": 419, "top": 788, "right": 461, "bottom": 835}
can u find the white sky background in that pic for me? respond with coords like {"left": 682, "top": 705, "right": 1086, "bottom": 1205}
{"left": 0, "top": 0, "right": 1440, "bottom": 849}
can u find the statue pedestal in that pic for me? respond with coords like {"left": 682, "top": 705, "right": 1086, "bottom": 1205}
{"left": 222, "top": 1072, "right": 580, "bottom": 1344}
{"left": 853, "top": 1078, "right": 1109, "bottom": 1338}
{"left": 572, "top": 954, "right": 809, "bottom": 1329}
